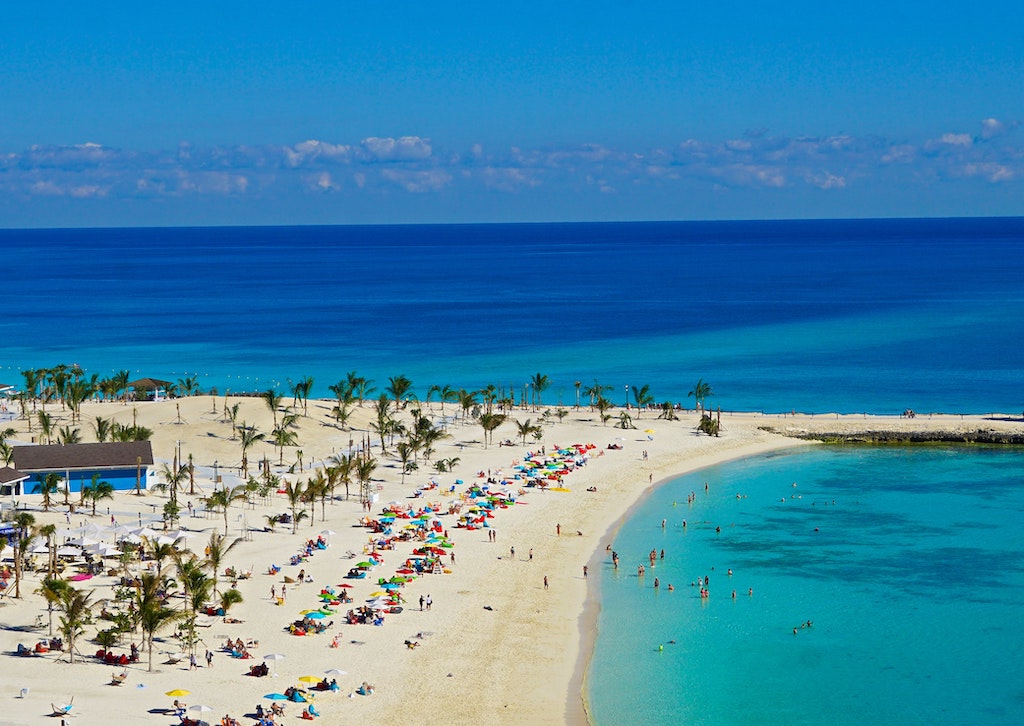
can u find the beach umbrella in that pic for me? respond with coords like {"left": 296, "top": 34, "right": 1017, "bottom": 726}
{"left": 264, "top": 693, "right": 288, "bottom": 700}
{"left": 298, "top": 675, "right": 321, "bottom": 684}
{"left": 189, "top": 704, "right": 214, "bottom": 714}
{"left": 320, "top": 529, "right": 336, "bottom": 536}
{"left": 304, "top": 611, "right": 326, "bottom": 619}
{"left": 165, "top": 689, "right": 191, "bottom": 697}
{"left": 132, "top": 526, "right": 159, "bottom": 539}
{"left": 356, "top": 561, "right": 373, "bottom": 568}
{"left": 56, "top": 546, "right": 82, "bottom": 557}
{"left": 324, "top": 669, "right": 347, "bottom": 677}
{"left": 337, "top": 584, "right": 353, "bottom": 588}
{"left": 263, "top": 653, "right": 286, "bottom": 677}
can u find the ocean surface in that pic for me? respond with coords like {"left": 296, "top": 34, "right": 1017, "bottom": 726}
{"left": 1, "top": 217, "right": 1022, "bottom": 414}
{"left": 587, "top": 446, "right": 1024, "bottom": 725}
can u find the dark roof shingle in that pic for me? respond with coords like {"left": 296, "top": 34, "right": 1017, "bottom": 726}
{"left": 12, "top": 441, "right": 154, "bottom": 472}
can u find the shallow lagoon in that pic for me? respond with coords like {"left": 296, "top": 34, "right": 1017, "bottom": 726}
{"left": 587, "top": 446, "right": 1024, "bottom": 725}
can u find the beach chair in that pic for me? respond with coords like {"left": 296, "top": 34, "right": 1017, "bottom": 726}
{"left": 110, "top": 669, "right": 128, "bottom": 686}
{"left": 50, "top": 697, "right": 73, "bottom": 716}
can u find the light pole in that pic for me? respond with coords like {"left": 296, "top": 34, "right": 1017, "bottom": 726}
{"left": 213, "top": 460, "right": 219, "bottom": 486}
{"left": 625, "top": 385, "right": 629, "bottom": 409}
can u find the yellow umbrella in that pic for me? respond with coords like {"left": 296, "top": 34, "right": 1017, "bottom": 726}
{"left": 644, "top": 429, "right": 655, "bottom": 434}
{"left": 298, "top": 675, "right": 322, "bottom": 684}
{"left": 369, "top": 590, "right": 387, "bottom": 597}
{"left": 165, "top": 689, "right": 191, "bottom": 697}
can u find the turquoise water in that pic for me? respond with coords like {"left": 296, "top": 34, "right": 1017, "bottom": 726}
{"left": 587, "top": 446, "right": 1024, "bottom": 725}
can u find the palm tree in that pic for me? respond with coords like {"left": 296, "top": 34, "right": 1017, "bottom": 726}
{"left": 329, "top": 454, "right": 354, "bottom": 500}
{"left": 261, "top": 388, "right": 283, "bottom": 428}
{"left": 135, "top": 572, "right": 184, "bottom": 672}
{"left": 574, "top": 380, "right": 582, "bottom": 409}
{"left": 0, "top": 441, "right": 13, "bottom": 466}
{"left": 33, "top": 472, "right": 62, "bottom": 512}
{"left": 515, "top": 418, "right": 542, "bottom": 445}
{"left": 57, "top": 585, "right": 95, "bottom": 663}
{"left": 204, "top": 528, "right": 242, "bottom": 598}
{"left": 58, "top": 426, "right": 82, "bottom": 445}
{"left": 595, "top": 397, "right": 615, "bottom": 425}
{"left": 37, "top": 577, "right": 70, "bottom": 637}
{"left": 688, "top": 378, "right": 713, "bottom": 412}
{"left": 237, "top": 423, "right": 265, "bottom": 478}
{"left": 355, "top": 457, "right": 378, "bottom": 509}
{"left": 530, "top": 373, "right": 550, "bottom": 411}
{"left": 371, "top": 395, "right": 393, "bottom": 455}
{"left": 271, "top": 426, "right": 299, "bottom": 465}
{"left": 584, "top": 380, "right": 613, "bottom": 410}
{"left": 306, "top": 470, "right": 332, "bottom": 522}
{"left": 176, "top": 375, "right": 201, "bottom": 396}
{"left": 39, "top": 523, "right": 58, "bottom": 579}
{"left": 386, "top": 375, "right": 413, "bottom": 412}
{"left": 632, "top": 384, "right": 655, "bottom": 418}
{"left": 291, "top": 375, "right": 314, "bottom": 416}
{"left": 396, "top": 442, "right": 416, "bottom": 485}
{"left": 21, "top": 368, "right": 42, "bottom": 411}
{"left": 203, "top": 532, "right": 242, "bottom": 598}
{"left": 37, "top": 410, "right": 55, "bottom": 444}
{"left": 12, "top": 512, "right": 35, "bottom": 598}
{"left": 160, "top": 462, "right": 189, "bottom": 510}
{"left": 478, "top": 412, "right": 507, "bottom": 448}
{"left": 457, "top": 388, "right": 478, "bottom": 424}
{"left": 202, "top": 484, "right": 249, "bottom": 536}
{"left": 219, "top": 588, "right": 244, "bottom": 615}
{"left": 283, "top": 480, "right": 308, "bottom": 534}
{"left": 174, "top": 554, "right": 212, "bottom": 658}
{"left": 82, "top": 474, "right": 114, "bottom": 516}
{"left": 92, "top": 415, "right": 114, "bottom": 442}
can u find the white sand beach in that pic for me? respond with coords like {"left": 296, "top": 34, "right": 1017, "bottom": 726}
{"left": 1, "top": 397, "right": 1022, "bottom": 725}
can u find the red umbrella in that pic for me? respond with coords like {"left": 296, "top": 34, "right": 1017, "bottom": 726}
{"left": 337, "top": 583, "right": 354, "bottom": 588}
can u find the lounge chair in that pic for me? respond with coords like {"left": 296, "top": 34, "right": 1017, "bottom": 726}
{"left": 50, "top": 697, "right": 73, "bottom": 716}
{"left": 110, "top": 669, "right": 128, "bottom": 686}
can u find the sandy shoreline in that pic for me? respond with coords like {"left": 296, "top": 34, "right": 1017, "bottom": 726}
{"left": 1, "top": 399, "right": 1022, "bottom": 725}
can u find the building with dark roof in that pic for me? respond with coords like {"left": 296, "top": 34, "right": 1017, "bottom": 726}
{"left": 11, "top": 441, "right": 154, "bottom": 495}
{"left": 0, "top": 466, "right": 31, "bottom": 498}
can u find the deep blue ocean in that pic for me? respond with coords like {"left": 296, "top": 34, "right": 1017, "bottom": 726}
{"left": 2, "top": 218, "right": 1023, "bottom": 722}
{"left": 2, "top": 217, "right": 1022, "bottom": 414}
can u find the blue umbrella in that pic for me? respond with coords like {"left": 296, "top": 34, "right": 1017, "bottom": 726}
{"left": 305, "top": 611, "right": 326, "bottom": 619}
{"left": 264, "top": 693, "right": 288, "bottom": 700}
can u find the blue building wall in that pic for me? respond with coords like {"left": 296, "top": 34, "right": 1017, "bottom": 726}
{"left": 33, "top": 467, "right": 149, "bottom": 494}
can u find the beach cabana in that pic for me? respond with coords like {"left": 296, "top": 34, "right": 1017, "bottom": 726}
{"left": 127, "top": 377, "right": 172, "bottom": 402}
{"left": 12, "top": 441, "right": 154, "bottom": 494}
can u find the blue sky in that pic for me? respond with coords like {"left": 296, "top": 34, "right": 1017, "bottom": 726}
{"left": 2, "top": 1, "right": 1022, "bottom": 227}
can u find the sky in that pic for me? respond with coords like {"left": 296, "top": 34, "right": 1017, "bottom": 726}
{"left": 2, "top": 1, "right": 1022, "bottom": 227}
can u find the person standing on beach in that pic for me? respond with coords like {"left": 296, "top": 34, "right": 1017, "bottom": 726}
{"left": 529, "top": 548, "right": 533, "bottom": 561}
{"left": 419, "top": 595, "right": 425, "bottom": 611}
{"left": 425, "top": 594, "right": 432, "bottom": 610}
{"left": 206, "top": 649, "right": 213, "bottom": 667}
{"left": 544, "top": 576, "right": 549, "bottom": 589}
{"left": 510, "top": 546, "right": 515, "bottom": 559}
{"left": 190, "top": 653, "right": 198, "bottom": 670}
{"left": 583, "top": 565, "right": 588, "bottom": 578}
{"left": 556, "top": 523, "right": 561, "bottom": 536}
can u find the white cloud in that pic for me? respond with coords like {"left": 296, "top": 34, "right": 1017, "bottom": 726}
{"left": 960, "top": 162, "right": 1015, "bottom": 182}
{"left": 380, "top": 168, "right": 451, "bottom": 192}
{"left": 360, "top": 136, "right": 432, "bottom": 162}
{"left": 939, "top": 133, "right": 973, "bottom": 147}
